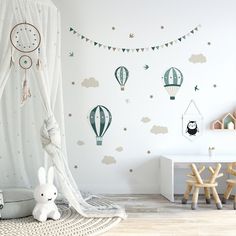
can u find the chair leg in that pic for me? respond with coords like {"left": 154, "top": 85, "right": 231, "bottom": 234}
{"left": 212, "top": 187, "right": 222, "bottom": 210}
{"left": 182, "top": 184, "right": 192, "bottom": 204}
{"left": 222, "top": 183, "right": 233, "bottom": 204}
{"left": 233, "top": 195, "right": 236, "bottom": 210}
{"left": 204, "top": 187, "right": 211, "bottom": 204}
{"left": 191, "top": 187, "right": 199, "bottom": 210}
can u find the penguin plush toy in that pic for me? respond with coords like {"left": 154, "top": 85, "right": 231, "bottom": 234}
{"left": 186, "top": 121, "right": 199, "bottom": 136}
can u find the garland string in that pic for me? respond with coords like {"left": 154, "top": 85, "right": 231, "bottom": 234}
{"left": 69, "top": 24, "right": 201, "bottom": 53}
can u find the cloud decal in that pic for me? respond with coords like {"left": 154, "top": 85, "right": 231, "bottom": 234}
{"left": 77, "top": 140, "right": 85, "bottom": 145}
{"left": 102, "top": 156, "right": 116, "bottom": 165}
{"left": 115, "top": 146, "right": 123, "bottom": 152}
{"left": 189, "top": 54, "right": 207, "bottom": 64}
{"left": 81, "top": 77, "right": 99, "bottom": 88}
{"left": 150, "top": 125, "right": 168, "bottom": 135}
{"left": 141, "top": 117, "right": 151, "bottom": 123}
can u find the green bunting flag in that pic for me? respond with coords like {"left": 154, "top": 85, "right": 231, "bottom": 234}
{"left": 69, "top": 24, "right": 201, "bottom": 53}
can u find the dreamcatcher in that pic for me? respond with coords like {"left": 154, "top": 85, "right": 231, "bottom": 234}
{"left": 10, "top": 22, "right": 41, "bottom": 105}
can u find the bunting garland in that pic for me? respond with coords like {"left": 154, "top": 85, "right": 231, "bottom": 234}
{"left": 69, "top": 24, "right": 201, "bottom": 53}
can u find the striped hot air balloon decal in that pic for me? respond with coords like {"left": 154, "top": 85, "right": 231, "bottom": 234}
{"left": 115, "top": 66, "right": 129, "bottom": 91}
{"left": 89, "top": 105, "right": 112, "bottom": 145}
{"left": 163, "top": 67, "right": 183, "bottom": 100}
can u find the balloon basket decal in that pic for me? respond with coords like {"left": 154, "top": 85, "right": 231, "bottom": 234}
{"left": 89, "top": 105, "right": 112, "bottom": 146}
{"left": 163, "top": 67, "right": 183, "bottom": 100}
{"left": 121, "top": 86, "right": 125, "bottom": 91}
{"left": 96, "top": 137, "right": 103, "bottom": 146}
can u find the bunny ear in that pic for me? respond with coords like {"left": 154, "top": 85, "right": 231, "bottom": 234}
{"left": 38, "top": 167, "right": 46, "bottom": 184}
{"left": 47, "top": 166, "right": 54, "bottom": 184}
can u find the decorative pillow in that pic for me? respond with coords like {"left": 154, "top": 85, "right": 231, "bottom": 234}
{"left": 0, "top": 188, "right": 35, "bottom": 219}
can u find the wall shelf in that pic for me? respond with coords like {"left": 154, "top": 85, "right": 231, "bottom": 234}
{"left": 211, "top": 113, "right": 236, "bottom": 130}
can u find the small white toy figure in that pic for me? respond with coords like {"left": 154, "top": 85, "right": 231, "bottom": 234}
{"left": 33, "top": 166, "right": 61, "bottom": 222}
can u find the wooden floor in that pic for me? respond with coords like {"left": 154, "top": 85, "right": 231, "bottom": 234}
{"left": 103, "top": 194, "right": 236, "bottom": 236}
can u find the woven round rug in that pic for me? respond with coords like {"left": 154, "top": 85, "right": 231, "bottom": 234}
{"left": 0, "top": 197, "right": 122, "bottom": 236}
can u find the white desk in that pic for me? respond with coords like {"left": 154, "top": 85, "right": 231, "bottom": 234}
{"left": 160, "top": 155, "right": 236, "bottom": 202}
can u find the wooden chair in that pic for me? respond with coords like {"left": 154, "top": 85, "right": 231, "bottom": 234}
{"left": 182, "top": 163, "right": 223, "bottom": 210}
{"left": 182, "top": 165, "right": 211, "bottom": 204}
{"left": 222, "top": 162, "right": 236, "bottom": 209}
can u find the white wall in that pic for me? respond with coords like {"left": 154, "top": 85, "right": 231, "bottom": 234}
{"left": 53, "top": 0, "right": 236, "bottom": 194}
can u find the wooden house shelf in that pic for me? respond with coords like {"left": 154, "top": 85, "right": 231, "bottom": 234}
{"left": 211, "top": 113, "right": 236, "bottom": 130}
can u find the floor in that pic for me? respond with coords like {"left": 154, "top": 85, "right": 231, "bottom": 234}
{"left": 103, "top": 194, "right": 236, "bottom": 236}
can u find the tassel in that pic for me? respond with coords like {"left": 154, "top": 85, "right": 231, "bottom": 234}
{"left": 10, "top": 47, "right": 14, "bottom": 67}
{"left": 10, "top": 56, "right": 14, "bottom": 67}
{"left": 36, "top": 58, "right": 42, "bottom": 70}
{"left": 36, "top": 47, "right": 42, "bottom": 70}
{"left": 21, "top": 72, "right": 31, "bottom": 106}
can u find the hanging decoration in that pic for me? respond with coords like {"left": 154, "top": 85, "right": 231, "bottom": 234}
{"left": 10, "top": 23, "right": 41, "bottom": 53}
{"left": 10, "top": 22, "right": 41, "bottom": 105}
{"left": 69, "top": 24, "right": 201, "bottom": 53}
{"left": 89, "top": 105, "right": 112, "bottom": 146}
{"left": 162, "top": 67, "right": 183, "bottom": 100}
{"left": 115, "top": 66, "right": 129, "bottom": 91}
{"left": 19, "top": 55, "right": 32, "bottom": 104}
{"left": 19, "top": 55, "right": 32, "bottom": 69}
{"left": 182, "top": 100, "right": 203, "bottom": 141}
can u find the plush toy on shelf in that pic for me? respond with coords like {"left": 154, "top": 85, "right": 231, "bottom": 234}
{"left": 33, "top": 166, "right": 61, "bottom": 222}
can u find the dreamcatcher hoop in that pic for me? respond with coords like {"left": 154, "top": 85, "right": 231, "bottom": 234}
{"left": 10, "top": 22, "right": 41, "bottom": 53}
{"left": 19, "top": 55, "right": 33, "bottom": 70}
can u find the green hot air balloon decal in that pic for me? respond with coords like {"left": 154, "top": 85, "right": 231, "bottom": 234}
{"left": 89, "top": 105, "right": 112, "bottom": 145}
{"left": 115, "top": 66, "right": 129, "bottom": 91}
{"left": 163, "top": 67, "right": 183, "bottom": 100}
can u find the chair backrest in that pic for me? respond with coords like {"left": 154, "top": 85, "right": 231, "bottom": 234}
{"left": 191, "top": 164, "right": 203, "bottom": 184}
{"left": 227, "top": 162, "right": 236, "bottom": 176}
{"left": 209, "top": 163, "right": 221, "bottom": 184}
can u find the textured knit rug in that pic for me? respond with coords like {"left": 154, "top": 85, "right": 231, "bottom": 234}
{"left": 0, "top": 197, "right": 122, "bottom": 236}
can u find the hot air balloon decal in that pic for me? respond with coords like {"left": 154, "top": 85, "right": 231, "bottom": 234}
{"left": 115, "top": 66, "right": 129, "bottom": 91}
{"left": 89, "top": 105, "right": 112, "bottom": 145}
{"left": 162, "top": 67, "right": 183, "bottom": 100}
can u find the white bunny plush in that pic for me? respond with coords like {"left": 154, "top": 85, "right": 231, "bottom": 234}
{"left": 33, "top": 166, "right": 61, "bottom": 222}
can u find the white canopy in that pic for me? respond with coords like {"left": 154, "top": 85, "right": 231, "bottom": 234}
{"left": 0, "top": 0, "right": 126, "bottom": 219}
